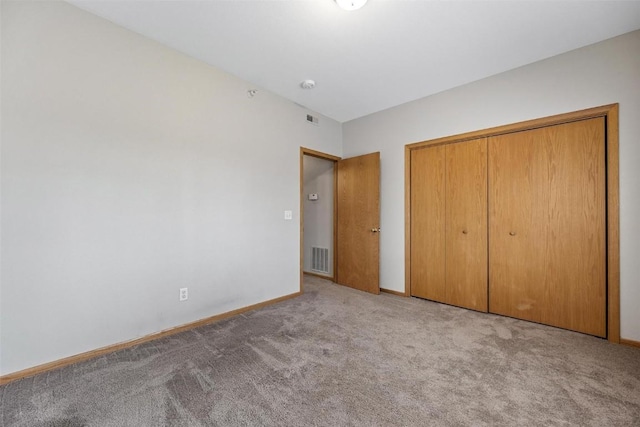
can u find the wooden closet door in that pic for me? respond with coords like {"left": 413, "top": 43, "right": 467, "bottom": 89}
{"left": 488, "top": 118, "right": 606, "bottom": 337}
{"left": 410, "top": 146, "right": 446, "bottom": 302}
{"left": 445, "top": 138, "right": 488, "bottom": 312}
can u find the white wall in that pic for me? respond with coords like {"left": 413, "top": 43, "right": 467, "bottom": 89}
{"left": 343, "top": 30, "right": 640, "bottom": 341}
{"left": 0, "top": 1, "right": 342, "bottom": 375}
{"left": 303, "top": 156, "right": 334, "bottom": 276}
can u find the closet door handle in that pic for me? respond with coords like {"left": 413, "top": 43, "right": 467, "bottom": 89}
{"left": 462, "top": 229, "right": 468, "bottom": 234}
{"left": 509, "top": 231, "right": 517, "bottom": 236}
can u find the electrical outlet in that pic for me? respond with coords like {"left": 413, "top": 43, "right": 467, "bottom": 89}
{"left": 179, "top": 288, "right": 188, "bottom": 301}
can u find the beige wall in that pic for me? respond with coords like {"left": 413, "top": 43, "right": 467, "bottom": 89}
{"left": 343, "top": 30, "right": 640, "bottom": 341}
{"left": 0, "top": 1, "right": 342, "bottom": 375}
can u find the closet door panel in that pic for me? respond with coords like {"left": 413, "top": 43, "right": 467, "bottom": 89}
{"left": 445, "top": 138, "right": 488, "bottom": 312}
{"left": 410, "top": 146, "right": 446, "bottom": 302}
{"left": 488, "top": 131, "right": 541, "bottom": 321}
{"left": 489, "top": 118, "right": 606, "bottom": 336}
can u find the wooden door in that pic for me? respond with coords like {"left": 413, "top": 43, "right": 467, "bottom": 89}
{"left": 488, "top": 118, "right": 606, "bottom": 337}
{"left": 410, "top": 145, "right": 446, "bottom": 302}
{"left": 446, "top": 138, "right": 488, "bottom": 312}
{"left": 410, "top": 139, "right": 487, "bottom": 311}
{"left": 336, "top": 152, "right": 380, "bottom": 294}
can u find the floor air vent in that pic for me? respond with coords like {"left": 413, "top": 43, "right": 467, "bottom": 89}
{"left": 311, "top": 247, "right": 329, "bottom": 274}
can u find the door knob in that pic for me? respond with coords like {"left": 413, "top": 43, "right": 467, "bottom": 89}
{"left": 371, "top": 228, "right": 381, "bottom": 233}
{"left": 462, "top": 229, "right": 468, "bottom": 234}
{"left": 509, "top": 231, "right": 517, "bottom": 236}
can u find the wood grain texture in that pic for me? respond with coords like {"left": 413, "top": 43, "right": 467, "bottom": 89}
{"left": 336, "top": 152, "right": 381, "bottom": 294}
{"left": 300, "top": 148, "right": 305, "bottom": 292}
{"left": 404, "top": 146, "right": 412, "bottom": 296}
{"left": 333, "top": 161, "right": 339, "bottom": 284}
{"left": 406, "top": 104, "right": 617, "bottom": 150}
{"left": 0, "top": 291, "right": 302, "bottom": 385}
{"left": 620, "top": 338, "right": 640, "bottom": 348}
{"left": 445, "top": 138, "right": 488, "bottom": 312}
{"left": 488, "top": 118, "right": 606, "bottom": 337}
{"left": 410, "top": 145, "right": 446, "bottom": 302}
{"left": 606, "top": 104, "right": 620, "bottom": 343}
{"left": 300, "top": 147, "right": 341, "bottom": 161}
{"left": 380, "top": 288, "right": 408, "bottom": 297}
{"left": 404, "top": 104, "right": 619, "bottom": 341}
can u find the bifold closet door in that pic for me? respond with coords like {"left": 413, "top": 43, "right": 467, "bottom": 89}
{"left": 411, "top": 139, "right": 487, "bottom": 312}
{"left": 446, "top": 138, "right": 488, "bottom": 312}
{"left": 488, "top": 118, "right": 606, "bottom": 337}
{"left": 410, "top": 145, "right": 446, "bottom": 302}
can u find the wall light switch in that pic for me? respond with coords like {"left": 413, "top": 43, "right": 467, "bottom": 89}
{"left": 284, "top": 210, "right": 293, "bottom": 220}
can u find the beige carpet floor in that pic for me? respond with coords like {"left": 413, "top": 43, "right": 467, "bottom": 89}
{"left": 1, "top": 275, "right": 639, "bottom": 426}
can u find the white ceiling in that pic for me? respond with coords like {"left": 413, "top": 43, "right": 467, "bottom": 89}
{"left": 69, "top": 0, "right": 640, "bottom": 123}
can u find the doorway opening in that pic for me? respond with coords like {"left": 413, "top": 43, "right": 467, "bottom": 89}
{"left": 300, "top": 148, "right": 340, "bottom": 292}
{"left": 300, "top": 147, "right": 382, "bottom": 295}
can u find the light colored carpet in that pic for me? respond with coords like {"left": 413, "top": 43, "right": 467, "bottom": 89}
{"left": 2, "top": 275, "right": 639, "bottom": 426}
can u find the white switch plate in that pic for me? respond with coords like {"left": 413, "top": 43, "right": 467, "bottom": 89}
{"left": 284, "top": 210, "right": 293, "bottom": 220}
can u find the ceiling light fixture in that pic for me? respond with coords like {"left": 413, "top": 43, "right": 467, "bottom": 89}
{"left": 335, "top": 0, "right": 368, "bottom": 11}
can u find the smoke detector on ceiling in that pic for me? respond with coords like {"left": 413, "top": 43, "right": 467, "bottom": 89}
{"left": 301, "top": 80, "right": 316, "bottom": 89}
{"left": 335, "top": 0, "right": 368, "bottom": 11}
